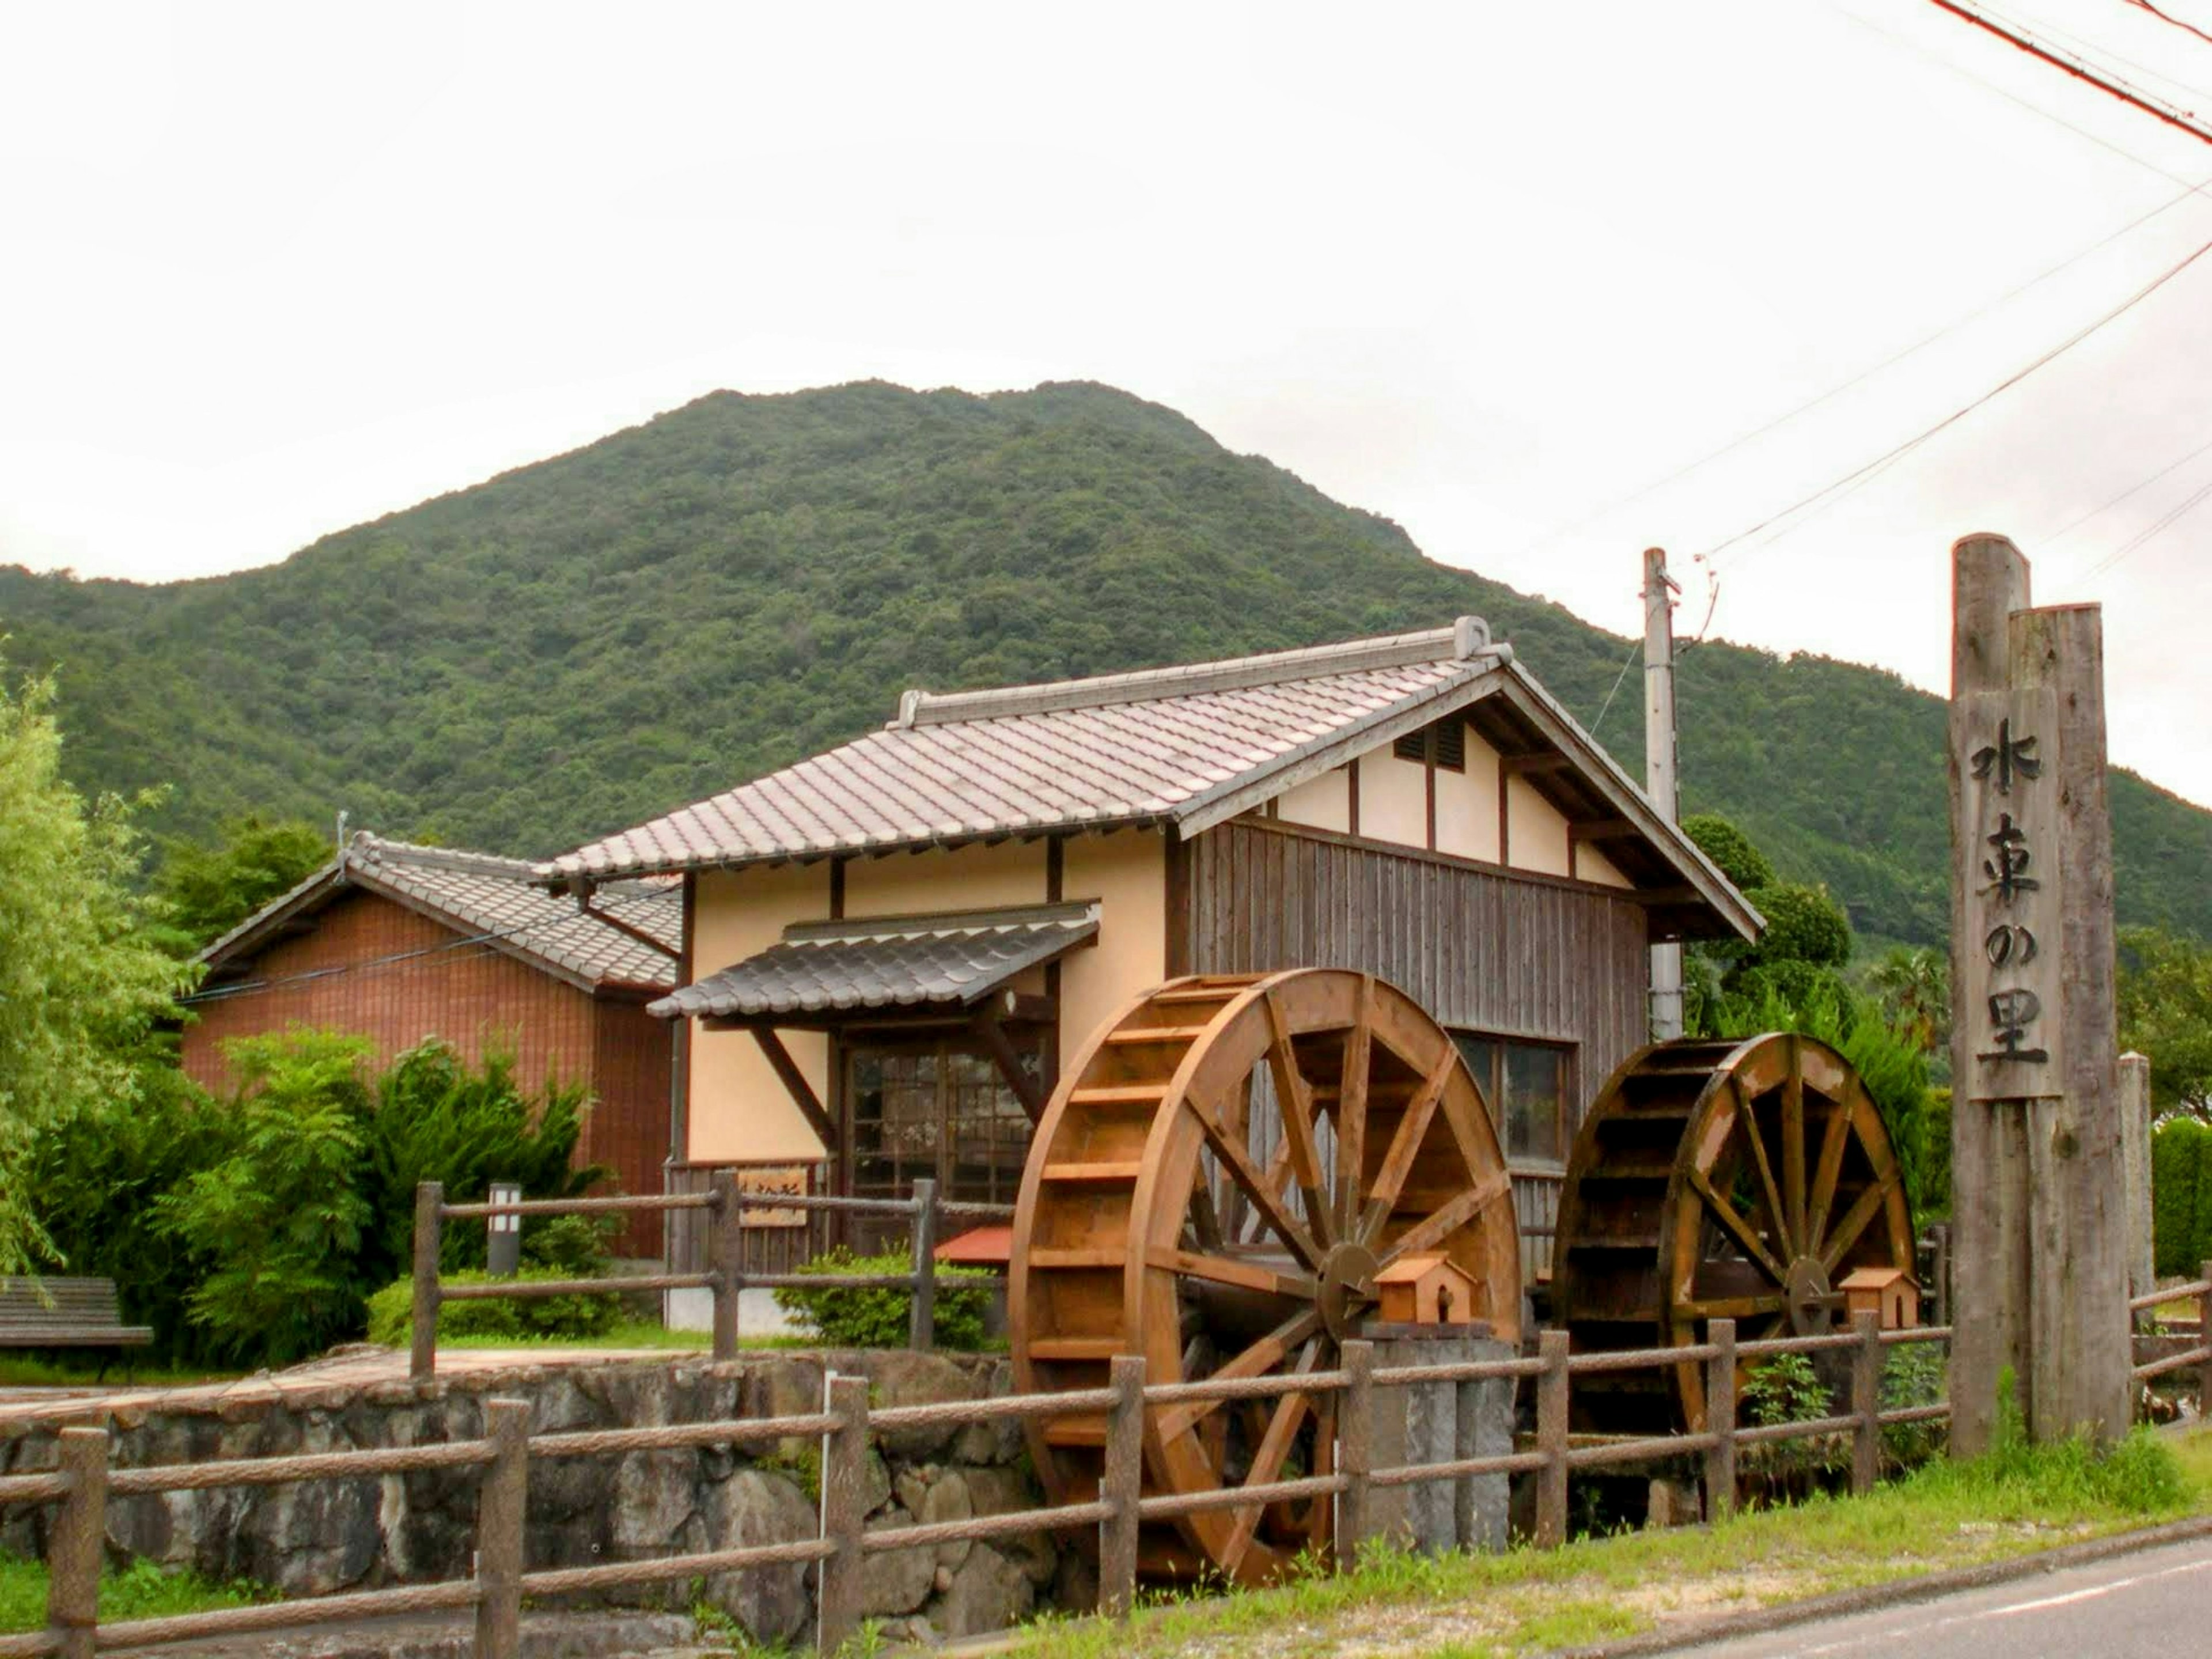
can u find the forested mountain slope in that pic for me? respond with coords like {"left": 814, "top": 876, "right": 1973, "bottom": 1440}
{"left": 3, "top": 380, "right": 2206, "bottom": 948}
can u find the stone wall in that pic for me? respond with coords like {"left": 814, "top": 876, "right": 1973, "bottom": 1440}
{"left": 0, "top": 1351, "right": 1080, "bottom": 1648}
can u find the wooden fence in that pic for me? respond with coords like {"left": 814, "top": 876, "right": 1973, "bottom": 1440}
{"left": 2128, "top": 1267, "right": 2212, "bottom": 1400}
{"left": 410, "top": 1179, "right": 1013, "bottom": 1378}
{"left": 663, "top": 1160, "right": 833, "bottom": 1278}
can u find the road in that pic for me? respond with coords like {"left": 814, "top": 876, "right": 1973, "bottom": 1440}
{"left": 1681, "top": 1533, "right": 2212, "bottom": 1658}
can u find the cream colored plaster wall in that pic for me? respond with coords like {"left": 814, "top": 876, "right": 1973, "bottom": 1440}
{"left": 1277, "top": 767, "right": 1351, "bottom": 833}
{"left": 1061, "top": 832, "right": 1167, "bottom": 1055}
{"left": 687, "top": 862, "right": 834, "bottom": 1162}
{"left": 1437, "top": 731, "right": 1503, "bottom": 863}
{"left": 844, "top": 839, "right": 1048, "bottom": 917}
{"left": 1506, "top": 777, "right": 1573, "bottom": 877}
{"left": 1357, "top": 751, "right": 1427, "bottom": 848}
{"left": 1577, "top": 843, "right": 1635, "bottom": 889}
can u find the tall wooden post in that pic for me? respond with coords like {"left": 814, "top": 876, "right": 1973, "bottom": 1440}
{"left": 1948, "top": 535, "right": 2129, "bottom": 1450}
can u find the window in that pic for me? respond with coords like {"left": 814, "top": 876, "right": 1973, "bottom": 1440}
{"left": 1392, "top": 720, "right": 1467, "bottom": 771}
{"left": 1450, "top": 1033, "right": 1571, "bottom": 1165}
{"left": 845, "top": 1035, "right": 1040, "bottom": 1222}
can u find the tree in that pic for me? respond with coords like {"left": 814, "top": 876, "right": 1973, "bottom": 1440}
{"left": 1682, "top": 812, "right": 1775, "bottom": 893}
{"left": 0, "top": 658, "right": 192, "bottom": 1276}
{"left": 2118, "top": 926, "right": 2212, "bottom": 1115}
{"left": 156, "top": 815, "right": 332, "bottom": 950}
{"left": 1865, "top": 945, "right": 1950, "bottom": 1059}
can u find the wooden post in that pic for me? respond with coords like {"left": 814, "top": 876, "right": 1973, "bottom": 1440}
{"left": 817, "top": 1372, "right": 869, "bottom": 1655}
{"left": 1535, "top": 1329, "right": 1569, "bottom": 1548}
{"left": 1099, "top": 1355, "right": 1145, "bottom": 1616}
{"left": 709, "top": 1169, "right": 742, "bottom": 1362}
{"left": 47, "top": 1426, "right": 108, "bottom": 1659}
{"left": 2120, "top": 1053, "right": 2156, "bottom": 1309}
{"left": 475, "top": 1398, "right": 530, "bottom": 1659}
{"left": 411, "top": 1181, "right": 444, "bottom": 1382}
{"left": 1336, "top": 1339, "right": 1374, "bottom": 1569}
{"left": 2196, "top": 1262, "right": 2212, "bottom": 1423}
{"left": 908, "top": 1177, "right": 938, "bottom": 1351}
{"left": 1703, "top": 1319, "right": 1736, "bottom": 1523}
{"left": 1850, "top": 1312, "right": 1882, "bottom": 1496}
{"left": 2011, "top": 602, "right": 2128, "bottom": 1446}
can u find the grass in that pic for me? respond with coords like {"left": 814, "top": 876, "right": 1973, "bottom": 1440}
{"left": 1007, "top": 1426, "right": 2212, "bottom": 1659}
{"left": 0, "top": 1356, "right": 243, "bottom": 1390}
{"left": 0, "top": 1555, "right": 269, "bottom": 1632}
{"left": 429, "top": 1319, "right": 809, "bottom": 1352}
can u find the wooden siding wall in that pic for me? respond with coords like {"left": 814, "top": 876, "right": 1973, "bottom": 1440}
{"left": 1183, "top": 818, "right": 1653, "bottom": 1282}
{"left": 180, "top": 889, "right": 670, "bottom": 1255}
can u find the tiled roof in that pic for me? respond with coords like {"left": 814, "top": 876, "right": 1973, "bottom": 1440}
{"left": 198, "top": 834, "right": 683, "bottom": 993}
{"left": 652, "top": 903, "right": 1099, "bottom": 1021}
{"left": 545, "top": 620, "right": 1508, "bottom": 881}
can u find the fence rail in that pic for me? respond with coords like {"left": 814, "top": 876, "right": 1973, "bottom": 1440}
{"left": 2127, "top": 1265, "right": 2212, "bottom": 1407}
{"left": 407, "top": 1177, "right": 1014, "bottom": 1378}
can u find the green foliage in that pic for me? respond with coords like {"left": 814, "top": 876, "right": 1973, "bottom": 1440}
{"left": 0, "top": 656, "right": 192, "bottom": 1277}
{"left": 1880, "top": 1343, "right": 1948, "bottom": 1472}
{"left": 154, "top": 1031, "right": 378, "bottom": 1366}
{"left": 365, "top": 1264, "right": 619, "bottom": 1346}
{"left": 153, "top": 815, "right": 331, "bottom": 950}
{"left": 2152, "top": 1118, "right": 2211, "bottom": 1279}
{"left": 1681, "top": 812, "right": 1774, "bottom": 892}
{"left": 3, "top": 383, "right": 2210, "bottom": 949}
{"left": 1863, "top": 946, "right": 1949, "bottom": 1066}
{"left": 1743, "top": 882, "right": 1853, "bottom": 971}
{"left": 771, "top": 1246, "right": 993, "bottom": 1351}
{"left": 2118, "top": 926, "right": 2212, "bottom": 1115}
{"left": 1923, "top": 1368, "right": 2187, "bottom": 1517}
{"left": 1740, "top": 1353, "right": 1844, "bottom": 1499}
{"left": 0, "top": 1552, "right": 270, "bottom": 1634}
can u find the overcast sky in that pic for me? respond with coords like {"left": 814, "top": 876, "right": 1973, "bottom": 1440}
{"left": 4, "top": 1, "right": 2210, "bottom": 806}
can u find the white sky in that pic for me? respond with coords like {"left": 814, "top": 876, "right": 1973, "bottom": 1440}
{"left": 4, "top": 1, "right": 2211, "bottom": 805}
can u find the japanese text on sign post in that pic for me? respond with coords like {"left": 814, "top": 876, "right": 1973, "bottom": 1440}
{"left": 1961, "top": 690, "right": 2065, "bottom": 1102}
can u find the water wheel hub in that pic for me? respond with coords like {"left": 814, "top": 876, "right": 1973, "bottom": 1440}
{"left": 1783, "top": 1256, "right": 1839, "bottom": 1336}
{"left": 1316, "top": 1241, "right": 1380, "bottom": 1340}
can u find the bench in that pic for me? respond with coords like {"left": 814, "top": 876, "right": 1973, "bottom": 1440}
{"left": 0, "top": 1278, "right": 153, "bottom": 1380}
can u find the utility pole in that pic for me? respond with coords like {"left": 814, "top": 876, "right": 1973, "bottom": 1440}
{"left": 1644, "top": 547, "right": 1684, "bottom": 1039}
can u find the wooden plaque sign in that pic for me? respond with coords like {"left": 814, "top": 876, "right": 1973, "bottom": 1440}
{"left": 737, "top": 1165, "right": 808, "bottom": 1229}
{"left": 1958, "top": 685, "right": 2065, "bottom": 1103}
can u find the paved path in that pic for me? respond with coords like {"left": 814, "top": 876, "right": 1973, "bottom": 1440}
{"left": 1682, "top": 1533, "right": 2212, "bottom": 1657}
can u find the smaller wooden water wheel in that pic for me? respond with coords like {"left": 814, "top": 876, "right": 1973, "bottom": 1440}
{"left": 1552, "top": 1033, "right": 1914, "bottom": 1438}
{"left": 1010, "top": 969, "right": 1520, "bottom": 1586}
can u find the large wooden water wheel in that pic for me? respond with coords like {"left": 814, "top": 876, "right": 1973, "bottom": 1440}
{"left": 1010, "top": 969, "right": 1520, "bottom": 1585}
{"left": 1552, "top": 1033, "right": 1914, "bottom": 1437}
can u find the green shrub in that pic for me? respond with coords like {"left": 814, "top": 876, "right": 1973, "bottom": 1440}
{"left": 1880, "top": 1343, "right": 1947, "bottom": 1472}
{"left": 1682, "top": 813, "right": 1775, "bottom": 892}
{"left": 365, "top": 1267, "right": 620, "bottom": 1346}
{"left": 2153, "top": 1118, "right": 2207, "bottom": 1279}
{"left": 1740, "top": 1352, "right": 1844, "bottom": 1504}
{"left": 772, "top": 1246, "right": 993, "bottom": 1350}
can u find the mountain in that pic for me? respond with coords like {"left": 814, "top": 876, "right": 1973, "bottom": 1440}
{"left": 2, "top": 380, "right": 2207, "bottom": 951}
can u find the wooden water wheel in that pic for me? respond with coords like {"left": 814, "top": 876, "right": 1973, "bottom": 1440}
{"left": 1010, "top": 969, "right": 1520, "bottom": 1586}
{"left": 1552, "top": 1033, "right": 1914, "bottom": 1437}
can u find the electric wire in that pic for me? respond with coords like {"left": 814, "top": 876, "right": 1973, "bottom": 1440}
{"left": 1702, "top": 227, "right": 2212, "bottom": 570}
{"left": 2006, "top": 2, "right": 2212, "bottom": 105}
{"left": 1586, "top": 639, "right": 1643, "bottom": 737}
{"left": 2076, "top": 471, "right": 2212, "bottom": 579}
{"left": 2124, "top": 0, "right": 2212, "bottom": 51}
{"left": 2040, "top": 431, "right": 2212, "bottom": 543}
{"left": 1925, "top": 0, "right": 2212, "bottom": 149}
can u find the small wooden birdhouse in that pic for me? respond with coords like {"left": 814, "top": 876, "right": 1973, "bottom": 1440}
{"left": 1374, "top": 1254, "right": 1481, "bottom": 1325}
{"left": 1838, "top": 1266, "right": 1920, "bottom": 1331}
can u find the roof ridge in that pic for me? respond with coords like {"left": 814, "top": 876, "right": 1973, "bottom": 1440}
{"left": 347, "top": 833, "right": 534, "bottom": 881}
{"left": 889, "top": 616, "right": 1507, "bottom": 729}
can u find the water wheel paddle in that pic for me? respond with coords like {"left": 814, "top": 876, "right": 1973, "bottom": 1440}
{"left": 1010, "top": 969, "right": 1520, "bottom": 1585}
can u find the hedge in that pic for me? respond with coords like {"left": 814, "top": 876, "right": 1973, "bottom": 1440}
{"left": 2152, "top": 1118, "right": 2211, "bottom": 1281}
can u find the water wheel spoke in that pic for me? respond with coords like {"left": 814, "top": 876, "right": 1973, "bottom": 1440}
{"left": 1263, "top": 993, "right": 1337, "bottom": 1252}
{"left": 1732, "top": 1077, "right": 1790, "bottom": 1258}
{"left": 1804, "top": 1097, "right": 1853, "bottom": 1250}
{"left": 1686, "top": 1168, "right": 1790, "bottom": 1287}
{"left": 1819, "top": 1171, "right": 1900, "bottom": 1275}
{"left": 1151, "top": 1246, "right": 1319, "bottom": 1300}
{"left": 1378, "top": 1169, "right": 1509, "bottom": 1269}
{"left": 1218, "top": 1343, "right": 1320, "bottom": 1576}
{"left": 1189, "top": 1094, "right": 1324, "bottom": 1270}
{"left": 1334, "top": 979, "right": 1374, "bottom": 1236}
{"left": 1676, "top": 1292, "right": 1789, "bottom": 1321}
{"left": 1432, "top": 1067, "right": 1498, "bottom": 1198}
{"left": 1189, "top": 1174, "right": 1227, "bottom": 1253}
{"left": 1158, "top": 1308, "right": 1325, "bottom": 1442}
{"left": 1782, "top": 1037, "right": 1807, "bottom": 1254}
{"left": 1357, "top": 1049, "right": 1456, "bottom": 1245}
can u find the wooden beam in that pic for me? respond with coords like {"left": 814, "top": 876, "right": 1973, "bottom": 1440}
{"left": 999, "top": 991, "right": 1059, "bottom": 1025}
{"left": 1567, "top": 818, "right": 1638, "bottom": 843}
{"left": 974, "top": 1006, "right": 1047, "bottom": 1124}
{"left": 578, "top": 891, "right": 682, "bottom": 959}
{"left": 751, "top": 1027, "right": 838, "bottom": 1150}
{"left": 1501, "top": 752, "right": 1574, "bottom": 777}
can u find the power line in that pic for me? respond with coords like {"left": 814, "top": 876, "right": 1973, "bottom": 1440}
{"left": 2041, "top": 431, "right": 2212, "bottom": 543}
{"left": 2003, "top": 2, "right": 2212, "bottom": 106}
{"left": 1704, "top": 228, "right": 2212, "bottom": 569}
{"left": 2124, "top": 0, "right": 2212, "bottom": 52}
{"left": 1586, "top": 638, "right": 1643, "bottom": 736}
{"left": 1927, "top": 0, "right": 2212, "bottom": 147}
{"left": 2077, "top": 472, "right": 2212, "bottom": 580}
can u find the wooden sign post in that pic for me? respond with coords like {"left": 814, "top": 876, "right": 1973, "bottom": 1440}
{"left": 1948, "top": 534, "right": 2129, "bottom": 1452}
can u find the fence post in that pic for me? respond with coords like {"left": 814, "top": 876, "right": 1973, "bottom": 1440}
{"left": 475, "top": 1397, "right": 530, "bottom": 1659}
{"left": 2196, "top": 1261, "right": 2212, "bottom": 1423}
{"left": 1100, "top": 1354, "right": 1145, "bottom": 1617}
{"left": 817, "top": 1372, "right": 869, "bottom": 1656}
{"left": 909, "top": 1177, "right": 938, "bottom": 1351}
{"left": 1535, "top": 1329, "right": 1569, "bottom": 1549}
{"left": 411, "top": 1180, "right": 444, "bottom": 1382}
{"left": 47, "top": 1426, "right": 108, "bottom": 1659}
{"left": 1704, "top": 1318, "right": 1736, "bottom": 1524}
{"left": 1336, "top": 1338, "right": 1374, "bottom": 1570}
{"left": 710, "top": 1169, "right": 743, "bottom": 1362}
{"left": 1851, "top": 1312, "right": 1882, "bottom": 1496}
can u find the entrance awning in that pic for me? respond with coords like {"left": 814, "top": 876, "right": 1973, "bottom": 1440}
{"left": 650, "top": 900, "right": 1099, "bottom": 1027}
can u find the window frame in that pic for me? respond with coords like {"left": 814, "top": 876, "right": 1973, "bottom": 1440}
{"left": 837, "top": 1028, "right": 1043, "bottom": 1214}
{"left": 1448, "top": 1028, "right": 1576, "bottom": 1172}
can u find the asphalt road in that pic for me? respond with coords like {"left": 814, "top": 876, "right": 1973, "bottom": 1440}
{"left": 1680, "top": 1534, "right": 2212, "bottom": 1658}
